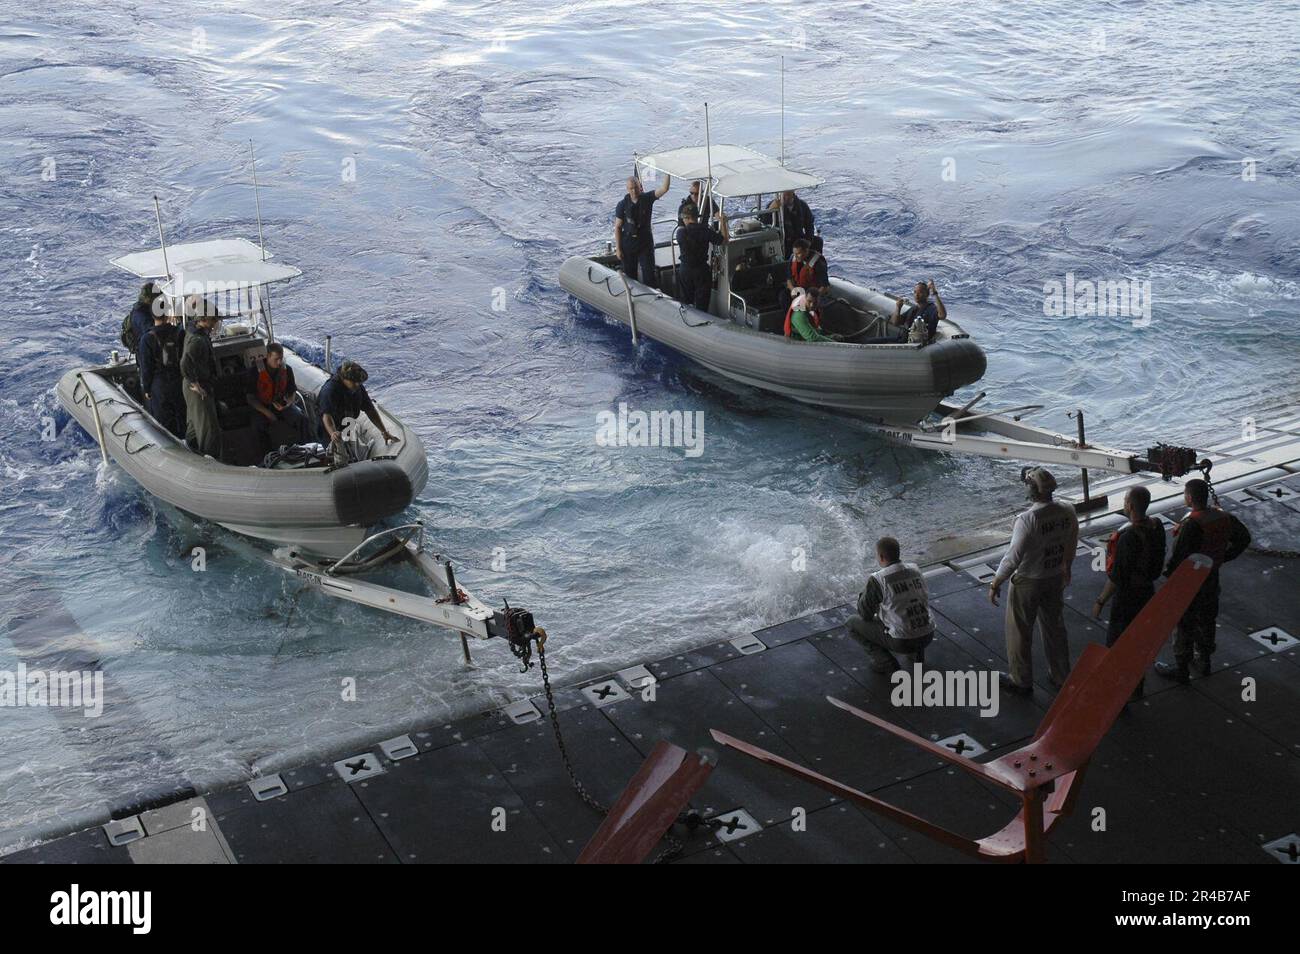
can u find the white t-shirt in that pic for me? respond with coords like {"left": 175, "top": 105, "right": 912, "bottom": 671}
{"left": 994, "top": 500, "right": 1079, "bottom": 583}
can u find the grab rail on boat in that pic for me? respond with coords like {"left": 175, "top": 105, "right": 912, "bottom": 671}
{"left": 616, "top": 270, "right": 639, "bottom": 345}
{"left": 75, "top": 372, "right": 109, "bottom": 466}
{"left": 108, "top": 410, "right": 157, "bottom": 456}
{"left": 322, "top": 522, "right": 427, "bottom": 576}
{"left": 728, "top": 291, "right": 752, "bottom": 326}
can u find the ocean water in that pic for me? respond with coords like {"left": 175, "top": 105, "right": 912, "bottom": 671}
{"left": 1, "top": 0, "right": 1298, "bottom": 846}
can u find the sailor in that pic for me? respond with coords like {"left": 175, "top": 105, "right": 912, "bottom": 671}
{"left": 1154, "top": 478, "right": 1250, "bottom": 684}
{"left": 891, "top": 280, "right": 946, "bottom": 343}
{"left": 677, "top": 180, "right": 717, "bottom": 226}
{"left": 137, "top": 309, "right": 186, "bottom": 437}
{"left": 1092, "top": 485, "right": 1167, "bottom": 699}
{"left": 787, "top": 239, "right": 816, "bottom": 291}
{"left": 614, "top": 172, "right": 672, "bottom": 288}
{"left": 674, "top": 207, "right": 728, "bottom": 311}
{"left": 989, "top": 467, "right": 1079, "bottom": 695}
{"left": 246, "top": 342, "right": 309, "bottom": 450}
{"left": 318, "top": 361, "right": 398, "bottom": 449}
{"left": 179, "top": 307, "right": 224, "bottom": 459}
{"left": 766, "top": 190, "right": 815, "bottom": 259}
{"left": 122, "top": 282, "right": 164, "bottom": 355}
{"left": 784, "top": 287, "right": 838, "bottom": 342}
{"left": 847, "top": 536, "right": 936, "bottom": 673}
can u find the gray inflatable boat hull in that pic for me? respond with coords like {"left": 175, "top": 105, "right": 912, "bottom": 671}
{"left": 57, "top": 350, "right": 428, "bottom": 557}
{"left": 560, "top": 256, "right": 987, "bottom": 425}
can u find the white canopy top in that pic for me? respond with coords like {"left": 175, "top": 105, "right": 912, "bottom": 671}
{"left": 636, "top": 145, "right": 823, "bottom": 199}
{"left": 110, "top": 238, "right": 301, "bottom": 293}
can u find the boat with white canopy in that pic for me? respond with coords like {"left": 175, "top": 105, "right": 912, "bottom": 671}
{"left": 58, "top": 235, "right": 428, "bottom": 558}
{"left": 57, "top": 222, "right": 546, "bottom": 662}
{"left": 559, "top": 143, "right": 988, "bottom": 425}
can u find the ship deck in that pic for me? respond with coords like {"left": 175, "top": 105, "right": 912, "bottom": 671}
{"left": 6, "top": 414, "right": 1300, "bottom": 865}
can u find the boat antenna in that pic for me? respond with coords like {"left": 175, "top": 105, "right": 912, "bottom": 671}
{"left": 780, "top": 55, "right": 785, "bottom": 167}
{"left": 152, "top": 194, "right": 173, "bottom": 316}
{"left": 249, "top": 140, "right": 267, "bottom": 262}
{"left": 704, "top": 102, "right": 714, "bottom": 212}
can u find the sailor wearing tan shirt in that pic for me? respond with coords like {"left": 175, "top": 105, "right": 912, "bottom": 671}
{"left": 988, "top": 467, "right": 1079, "bottom": 695}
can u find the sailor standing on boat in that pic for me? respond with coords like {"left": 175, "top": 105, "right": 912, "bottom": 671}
{"left": 179, "top": 301, "right": 223, "bottom": 460}
{"left": 989, "top": 467, "right": 1079, "bottom": 695}
{"left": 122, "top": 282, "right": 164, "bottom": 355}
{"left": 614, "top": 172, "right": 671, "bottom": 288}
{"left": 673, "top": 207, "right": 727, "bottom": 311}
{"left": 677, "top": 180, "right": 718, "bottom": 226}
{"left": 138, "top": 308, "right": 186, "bottom": 438}
{"left": 767, "top": 190, "right": 815, "bottom": 259}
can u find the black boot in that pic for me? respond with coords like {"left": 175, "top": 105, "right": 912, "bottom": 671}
{"left": 1193, "top": 653, "right": 1212, "bottom": 678}
{"left": 1154, "top": 661, "right": 1189, "bottom": 685}
{"left": 999, "top": 672, "right": 1032, "bottom": 696}
{"left": 867, "top": 649, "right": 900, "bottom": 674}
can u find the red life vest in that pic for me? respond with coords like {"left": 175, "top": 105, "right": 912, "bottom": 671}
{"left": 1177, "top": 507, "right": 1231, "bottom": 568}
{"left": 1104, "top": 529, "right": 1120, "bottom": 574}
{"left": 790, "top": 258, "right": 815, "bottom": 289}
{"left": 783, "top": 302, "right": 821, "bottom": 338}
{"left": 256, "top": 363, "right": 290, "bottom": 405}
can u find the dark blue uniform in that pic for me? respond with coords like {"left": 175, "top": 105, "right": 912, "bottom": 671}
{"left": 128, "top": 302, "right": 157, "bottom": 354}
{"left": 673, "top": 222, "right": 723, "bottom": 311}
{"left": 615, "top": 191, "right": 659, "bottom": 288}
{"left": 138, "top": 323, "right": 186, "bottom": 437}
{"left": 317, "top": 376, "right": 378, "bottom": 444}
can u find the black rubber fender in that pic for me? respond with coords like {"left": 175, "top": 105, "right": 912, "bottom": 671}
{"left": 331, "top": 459, "right": 414, "bottom": 526}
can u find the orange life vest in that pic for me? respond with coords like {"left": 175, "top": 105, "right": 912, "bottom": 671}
{"left": 256, "top": 363, "right": 290, "bottom": 405}
{"left": 790, "top": 258, "right": 815, "bottom": 289}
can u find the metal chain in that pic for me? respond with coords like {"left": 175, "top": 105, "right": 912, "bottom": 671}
{"left": 533, "top": 639, "right": 698, "bottom": 863}
{"left": 536, "top": 642, "right": 608, "bottom": 815}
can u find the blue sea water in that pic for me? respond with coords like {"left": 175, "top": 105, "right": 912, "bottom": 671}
{"left": 1, "top": 0, "right": 1298, "bottom": 845}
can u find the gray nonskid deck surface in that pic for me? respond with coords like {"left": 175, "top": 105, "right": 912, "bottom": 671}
{"left": 6, "top": 473, "right": 1300, "bottom": 864}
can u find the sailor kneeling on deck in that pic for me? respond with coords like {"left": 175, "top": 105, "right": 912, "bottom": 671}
{"left": 848, "top": 536, "right": 935, "bottom": 673}
{"left": 318, "top": 361, "right": 397, "bottom": 453}
{"left": 247, "top": 342, "right": 310, "bottom": 451}
{"left": 674, "top": 207, "right": 727, "bottom": 311}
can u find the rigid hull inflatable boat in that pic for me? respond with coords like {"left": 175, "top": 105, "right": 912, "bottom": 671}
{"left": 560, "top": 145, "right": 987, "bottom": 425}
{"left": 57, "top": 238, "right": 428, "bottom": 558}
